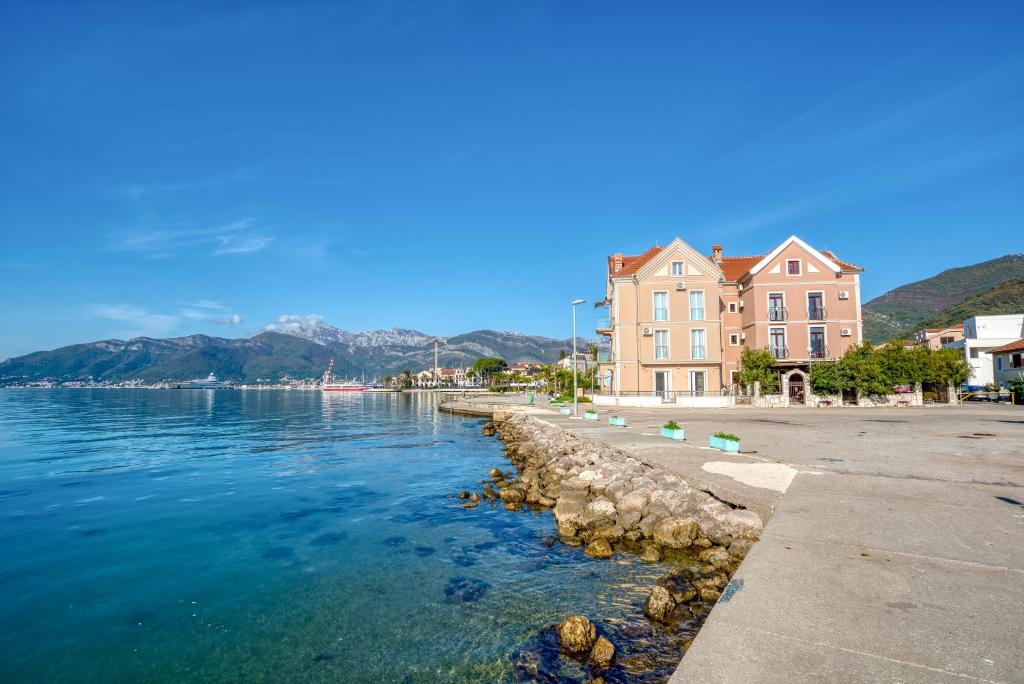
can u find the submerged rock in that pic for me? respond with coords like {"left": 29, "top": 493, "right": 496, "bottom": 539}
{"left": 583, "top": 538, "right": 613, "bottom": 559}
{"left": 499, "top": 487, "right": 526, "bottom": 503}
{"left": 557, "top": 615, "right": 597, "bottom": 654}
{"left": 488, "top": 467, "right": 503, "bottom": 478}
{"left": 643, "top": 586, "right": 676, "bottom": 622}
{"left": 639, "top": 541, "right": 663, "bottom": 563}
{"left": 589, "top": 636, "right": 616, "bottom": 669}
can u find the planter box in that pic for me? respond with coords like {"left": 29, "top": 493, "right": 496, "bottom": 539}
{"left": 608, "top": 416, "right": 626, "bottom": 427}
{"left": 584, "top": 411, "right": 599, "bottom": 421}
{"left": 709, "top": 435, "right": 740, "bottom": 452}
{"left": 559, "top": 407, "right": 571, "bottom": 415}
{"left": 660, "top": 427, "right": 686, "bottom": 440}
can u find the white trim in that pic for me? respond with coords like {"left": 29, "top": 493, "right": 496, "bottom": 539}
{"left": 690, "top": 327, "right": 708, "bottom": 360}
{"left": 785, "top": 258, "right": 802, "bottom": 276}
{"left": 654, "top": 328, "right": 670, "bottom": 360}
{"left": 689, "top": 289, "right": 705, "bottom": 321}
{"left": 728, "top": 301, "right": 738, "bottom": 314}
{"left": 634, "top": 237, "right": 724, "bottom": 281}
{"left": 806, "top": 290, "right": 824, "bottom": 320}
{"left": 671, "top": 261, "right": 685, "bottom": 277}
{"left": 688, "top": 369, "right": 707, "bottom": 395}
{"left": 748, "top": 235, "right": 841, "bottom": 276}
{"left": 768, "top": 290, "right": 785, "bottom": 321}
{"left": 728, "top": 333, "right": 740, "bottom": 346}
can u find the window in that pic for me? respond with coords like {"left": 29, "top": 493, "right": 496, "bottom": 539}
{"left": 807, "top": 292, "right": 824, "bottom": 320}
{"left": 1013, "top": 353, "right": 1022, "bottom": 368}
{"left": 997, "top": 357, "right": 1003, "bottom": 371}
{"left": 729, "top": 333, "right": 739, "bottom": 346}
{"left": 689, "top": 290, "right": 704, "bottom": 321}
{"left": 671, "top": 261, "right": 684, "bottom": 277}
{"left": 809, "top": 326, "right": 826, "bottom": 359}
{"left": 770, "top": 328, "right": 787, "bottom": 359}
{"left": 786, "top": 259, "right": 801, "bottom": 275}
{"left": 691, "top": 329, "right": 706, "bottom": 359}
{"left": 768, "top": 293, "right": 785, "bottom": 321}
{"left": 654, "top": 330, "right": 669, "bottom": 359}
{"left": 728, "top": 302, "right": 737, "bottom": 313}
{"left": 970, "top": 348, "right": 980, "bottom": 359}
{"left": 653, "top": 292, "right": 668, "bottom": 321}
{"left": 940, "top": 336, "right": 954, "bottom": 345}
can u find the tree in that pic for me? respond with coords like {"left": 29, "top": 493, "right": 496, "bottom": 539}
{"left": 737, "top": 348, "right": 780, "bottom": 393}
{"left": 587, "top": 343, "right": 599, "bottom": 360}
{"left": 471, "top": 357, "right": 507, "bottom": 386}
{"left": 923, "top": 348, "right": 970, "bottom": 387}
{"left": 838, "top": 343, "right": 891, "bottom": 396}
{"left": 809, "top": 361, "right": 845, "bottom": 395}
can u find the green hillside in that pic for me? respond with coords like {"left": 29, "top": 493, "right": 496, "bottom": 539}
{"left": 916, "top": 277, "right": 1024, "bottom": 330}
{"left": 863, "top": 254, "right": 1024, "bottom": 343}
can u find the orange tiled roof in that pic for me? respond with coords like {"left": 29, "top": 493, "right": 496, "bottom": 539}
{"left": 822, "top": 250, "right": 864, "bottom": 272}
{"left": 608, "top": 245, "right": 662, "bottom": 276}
{"left": 989, "top": 338, "right": 1024, "bottom": 354}
{"left": 717, "top": 256, "right": 762, "bottom": 281}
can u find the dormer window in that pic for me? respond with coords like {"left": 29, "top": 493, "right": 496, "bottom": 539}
{"left": 671, "top": 261, "right": 684, "bottom": 277}
{"left": 786, "top": 259, "right": 801, "bottom": 275}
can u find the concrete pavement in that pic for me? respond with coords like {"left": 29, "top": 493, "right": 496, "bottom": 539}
{"left": 464, "top": 397, "right": 1024, "bottom": 682}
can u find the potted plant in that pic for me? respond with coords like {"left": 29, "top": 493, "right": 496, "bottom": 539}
{"left": 660, "top": 420, "right": 686, "bottom": 440}
{"left": 559, "top": 406, "right": 572, "bottom": 415}
{"left": 709, "top": 431, "right": 740, "bottom": 452}
{"left": 584, "top": 409, "right": 599, "bottom": 420}
{"left": 608, "top": 415, "right": 626, "bottom": 427}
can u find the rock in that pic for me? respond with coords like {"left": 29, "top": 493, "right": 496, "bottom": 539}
{"left": 525, "top": 486, "right": 541, "bottom": 504}
{"left": 729, "top": 538, "right": 754, "bottom": 560}
{"left": 698, "top": 586, "right": 722, "bottom": 602}
{"left": 488, "top": 467, "right": 503, "bottom": 478}
{"left": 639, "top": 541, "right": 663, "bottom": 563}
{"left": 673, "top": 587, "right": 698, "bottom": 604}
{"left": 504, "top": 502, "right": 523, "bottom": 511}
{"left": 461, "top": 501, "right": 478, "bottom": 509}
{"left": 652, "top": 517, "right": 701, "bottom": 549}
{"left": 557, "top": 615, "right": 597, "bottom": 654}
{"left": 537, "top": 495, "right": 557, "bottom": 507}
{"left": 482, "top": 422, "right": 497, "bottom": 436}
{"left": 458, "top": 491, "right": 470, "bottom": 499}
{"left": 553, "top": 494, "right": 589, "bottom": 528}
{"left": 583, "top": 538, "right": 614, "bottom": 558}
{"left": 588, "top": 636, "right": 616, "bottom": 669}
{"left": 699, "top": 546, "right": 732, "bottom": 571}
{"left": 482, "top": 488, "right": 498, "bottom": 500}
{"left": 616, "top": 509, "right": 642, "bottom": 530}
{"left": 643, "top": 586, "right": 676, "bottom": 622}
{"left": 499, "top": 487, "right": 526, "bottom": 503}
{"left": 469, "top": 492, "right": 481, "bottom": 503}
{"left": 623, "top": 529, "right": 644, "bottom": 542}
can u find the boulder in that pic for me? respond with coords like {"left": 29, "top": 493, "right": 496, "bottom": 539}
{"left": 698, "top": 586, "right": 722, "bottom": 602}
{"left": 616, "top": 491, "right": 648, "bottom": 514}
{"left": 639, "top": 542, "right": 663, "bottom": 563}
{"left": 482, "top": 488, "right": 498, "bottom": 500}
{"left": 699, "top": 546, "right": 732, "bottom": 571}
{"left": 458, "top": 491, "right": 470, "bottom": 499}
{"left": 553, "top": 494, "right": 589, "bottom": 528}
{"left": 583, "top": 538, "right": 614, "bottom": 559}
{"left": 557, "top": 615, "right": 597, "bottom": 655}
{"left": 652, "top": 517, "right": 701, "bottom": 549}
{"left": 643, "top": 586, "right": 676, "bottom": 622}
{"left": 488, "top": 467, "right": 503, "bottom": 479}
{"left": 616, "top": 510, "right": 642, "bottom": 530}
{"left": 499, "top": 487, "right": 526, "bottom": 503}
{"left": 580, "top": 499, "right": 617, "bottom": 530}
{"left": 588, "top": 636, "right": 616, "bottom": 669}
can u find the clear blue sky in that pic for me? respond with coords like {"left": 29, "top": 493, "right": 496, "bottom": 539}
{"left": 2, "top": 1, "right": 1022, "bottom": 359}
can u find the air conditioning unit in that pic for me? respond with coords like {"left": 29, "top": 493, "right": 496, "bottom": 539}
{"left": 674, "top": 281, "right": 686, "bottom": 291}
{"left": 840, "top": 328, "right": 852, "bottom": 336}
{"left": 740, "top": 333, "right": 746, "bottom": 341}
{"left": 837, "top": 291, "right": 849, "bottom": 300}
{"left": 642, "top": 327, "right": 653, "bottom": 336}
{"left": 738, "top": 299, "right": 744, "bottom": 308}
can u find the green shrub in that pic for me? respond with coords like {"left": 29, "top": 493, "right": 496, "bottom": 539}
{"left": 713, "top": 431, "right": 739, "bottom": 441}
{"left": 663, "top": 420, "right": 681, "bottom": 430}
{"left": 737, "top": 348, "right": 780, "bottom": 393}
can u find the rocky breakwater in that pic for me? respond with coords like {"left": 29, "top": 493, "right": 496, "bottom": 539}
{"left": 489, "top": 413, "right": 763, "bottom": 680}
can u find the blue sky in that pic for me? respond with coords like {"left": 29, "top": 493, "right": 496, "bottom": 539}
{"left": 2, "top": 1, "right": 1023, "bottom": 359}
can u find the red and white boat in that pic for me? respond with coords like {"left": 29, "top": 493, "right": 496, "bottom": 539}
{"left": 321, "top": 359, "right": 368, "bottom": 393}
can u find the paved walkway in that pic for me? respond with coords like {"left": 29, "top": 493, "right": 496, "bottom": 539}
{"left": 455, "top": 397, "right": 1024, "bottom": 682}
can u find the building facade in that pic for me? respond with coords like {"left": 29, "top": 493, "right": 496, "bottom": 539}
{"left": 913, "top": 325, "right": 964, "bottom": 350}
{"left": 948, "top": 315, "right": 1024, "bottom": 386}
{"left": 990, "top": 338, "right": 1024, "bottom": 389}
{"left": 596, "top": 235, "right": 864, "bottom": 405}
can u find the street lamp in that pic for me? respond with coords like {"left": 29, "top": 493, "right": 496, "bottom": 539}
{"left": 572, "top": 299, "right": 585, "bottom": 417}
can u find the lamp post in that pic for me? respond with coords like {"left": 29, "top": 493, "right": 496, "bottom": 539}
{"left": 572, "top": 299, "right": 585, "bottom": 417}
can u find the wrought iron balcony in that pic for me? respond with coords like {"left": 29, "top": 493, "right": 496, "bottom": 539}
{"left": 808, "top": 307, "right": 827, "bottom": 321}
{"left": 771, "top": 346, "right": 789, "bottom": 359}
{"left": 769, "top": 307, "right": 788, "bottom": 321}
{"left": 809, "top": 345, "right": 829, "bottom": 359}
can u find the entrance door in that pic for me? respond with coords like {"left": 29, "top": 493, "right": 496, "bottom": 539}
{"left": 689, "top": 370, "right": 706, "bottom": 396}
{"left": 654, "top": 371, "right": 672, "bottom": 401}
{"left": 788, "top": 374, "right": 805, "bottom": 404}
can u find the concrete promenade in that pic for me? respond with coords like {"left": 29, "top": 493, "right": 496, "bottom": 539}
{"left": 446, "top": 396, "right": 1024, "bottom": 682}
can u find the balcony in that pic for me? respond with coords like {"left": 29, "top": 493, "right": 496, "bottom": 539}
{"left": 596, "top": 351, "right": 612, "bottom": 363}
{"left": 809, "top": 345, "right": 829, "bottom": 360}
{"left": 596, "top": 317, "right": 613, "bottom": 335}
{"left": 808, "top": 307, "right": 827, "bottom": 321}
{"left": 769, "top": 307, "right": 788, "bottom": 321}
{"left": 771, "top": 346, "right": 789, "bottom": 359}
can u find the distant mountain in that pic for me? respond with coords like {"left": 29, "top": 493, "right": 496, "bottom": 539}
{"left": 0, "top": 323, "right": 589, "bottom": 385}
{"left": 916, "top": 277, "right": 1024, "bottom": 330}
{"left": 863, "top": 254, "right": 1024, "bottom": 343}
{"left": 276, "top": 321, "right": 585, "bottom": 376}
{"left": 0, "top": 332, "right": 356, "bottom": 385}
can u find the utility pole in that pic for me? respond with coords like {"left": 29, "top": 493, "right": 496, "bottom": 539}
{"left": 571, "top": 299, "right": 585, "bottom": 416}
{"left": 434, "top": 338, "right": 439, "bottom": 388}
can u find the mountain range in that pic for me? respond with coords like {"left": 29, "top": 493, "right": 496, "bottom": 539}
{"left": 862, "top": 254, "right": 1024, "bottom": 343}
{"left": 0, "top": 323, "right": 586, "bottom": 385}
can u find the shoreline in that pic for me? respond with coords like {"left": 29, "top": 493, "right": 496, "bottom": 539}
{"left": 446, "top": 400, "right": 762, "bottom": 680}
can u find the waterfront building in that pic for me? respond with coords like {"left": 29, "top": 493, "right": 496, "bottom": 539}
{"left": 946, "top": 315, "right": 1024, "bottom": 386}
{"left": 556, "top": 353, "right": 594, "bottom": 372}
{"left": 989, "top": 338, "right": 1024, "bottom": 389}
{"left": 912, "top": 324, "right": 964, "bottom": 350}
{"left": 596, "top": 235, "right": 864, "bottom": 406}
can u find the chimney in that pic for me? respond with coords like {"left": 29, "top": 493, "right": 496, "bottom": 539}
{"left": 712, "top": 244, "right": 723, "bottom": 263}
{"left": 612, "top": 252, "right": 623, "bottom": 273}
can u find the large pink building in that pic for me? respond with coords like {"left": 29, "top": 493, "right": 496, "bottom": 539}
{"left": 596, "top": 235, "right": 864, "bottom": 405}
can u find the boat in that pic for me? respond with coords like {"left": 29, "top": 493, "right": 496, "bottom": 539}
{"left": 321, "top": 359, "right": 368, "bottom": 393}
{"left": 173, "top": 373, "right": 233, "bottom": 389}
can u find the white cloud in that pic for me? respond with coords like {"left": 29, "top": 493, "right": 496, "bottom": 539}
{"left": 110, "top": 218, "right": 273, "bottom": 258}
{"left": 265, "top": 314, "right": 324, "bottom": 332}
{"left": 88, "top": 303, "right": 245, "bottom": 338}
{"left": 214, "top": 234, "right": 275, "bottom": 255}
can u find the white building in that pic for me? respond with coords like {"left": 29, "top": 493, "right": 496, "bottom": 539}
{"left": 556, "top": 353, "right": 594, "bottom": 372}
{"left": 947, "top": 315, "right": 1024, "bottom": 386}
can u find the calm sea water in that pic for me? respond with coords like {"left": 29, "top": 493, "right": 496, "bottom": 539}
{"left": 0, "top": 390, "right": 681, "bottom": 683}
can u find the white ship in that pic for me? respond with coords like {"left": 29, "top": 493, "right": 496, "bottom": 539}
{"left": 321, "top": 359, "right": 368, "bottom": 393}
{"left": 173, "top": 373, "right": 234, "bottom": 389}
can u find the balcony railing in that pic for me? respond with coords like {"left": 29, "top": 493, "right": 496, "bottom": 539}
{"left": 771, "top": 346, "right": 789, "bottom": 359}
{"left": 596, "top": 317, "right": 612, "bottom": 330}
{"left": 691, "top": 346, "right": 707, "bottom": 359}
{"left": 809, "top": 345, "right": 829, "bottom": 359}
{"left": 769, "top": 307, "right": 788, "bottom": 321}
{"left": 808, "top": 307, "right": 827, "bottom": 321}
{"left": 596, "top": 351, "right": 612, "bottom": 363}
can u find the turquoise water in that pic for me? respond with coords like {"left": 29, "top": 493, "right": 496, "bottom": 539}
{"left": 0, "top": 390, "right": 686, "bottom": 682}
